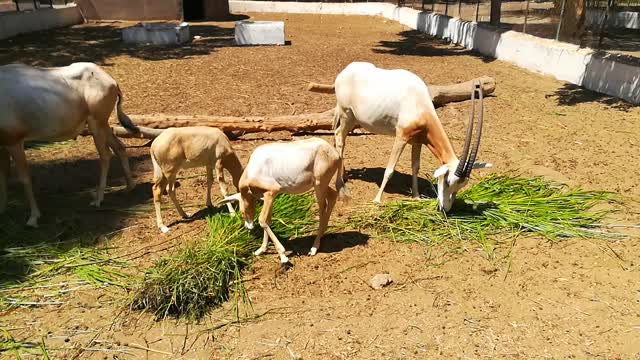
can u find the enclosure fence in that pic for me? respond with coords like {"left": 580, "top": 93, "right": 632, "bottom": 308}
{"left": 0, "top": 0, "right": 70, "bottom": 13}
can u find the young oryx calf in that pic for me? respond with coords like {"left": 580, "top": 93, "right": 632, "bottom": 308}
{"left": 220, "top": 138, "right": 349, "bottom": 264}
{"left": 150, "top": 127, "right": 243, "bottom": 233}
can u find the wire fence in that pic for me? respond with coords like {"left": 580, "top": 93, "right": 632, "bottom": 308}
{"left": 0, "top": 0, "right": 70, "bottom": 13}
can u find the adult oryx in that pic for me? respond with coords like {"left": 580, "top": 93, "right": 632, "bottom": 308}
{"left": 0, "top": 62, "right": 140, "bottom": 227}
{"left": 308, "top": 62, "right": 491, "bottom": 212}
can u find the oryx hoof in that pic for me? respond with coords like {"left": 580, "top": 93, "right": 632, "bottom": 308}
{"left": 26, "top": 216, "right": 39, "bottom": 228}
{"left": 308, "top": 247, "right": 318, "bottom": 256}
{"left": 254, "top": 247, "right": 266, "bottom": 256}
{"left": 160, "top": 226, "right": 170, "bottom": 234}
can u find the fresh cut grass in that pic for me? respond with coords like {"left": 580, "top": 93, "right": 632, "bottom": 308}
{"left": 350, "top": 175, "right": 620, "bottom": 249}
{"left": 130, "top": 193, "right": 315, "bottom": 320}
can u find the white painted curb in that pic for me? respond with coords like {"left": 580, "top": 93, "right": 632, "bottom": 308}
{"left": 0, "top": 5, "right": 83, "bottom": 41}
{"left": 230, "top": 1, "right": 639, "bottom": 104}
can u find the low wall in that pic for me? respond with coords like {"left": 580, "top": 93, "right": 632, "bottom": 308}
{"left": 76, "top": 0, "right": 182, "bottom": 21}
{"left": 585, "top": 8, "right": 640, "bottom": 30}
{"left": 229, "top": 1, "right": 639, "bottom": 104}
{"left": 0, "top": 5, "right": 84, "bottom": 40}
{"left": 0, "top": 5, "right": 84, "bottom": 39}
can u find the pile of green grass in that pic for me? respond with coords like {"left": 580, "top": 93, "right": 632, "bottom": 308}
{"left": 130, "top": 193, "right": 315, "bottom": 320}
{"left": 351, "top": 175, "right": 619, "bottom": 247}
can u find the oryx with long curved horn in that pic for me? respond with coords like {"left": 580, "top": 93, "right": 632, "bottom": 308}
{"left": 309, "top": 62, "right": 491, "bottom": 211}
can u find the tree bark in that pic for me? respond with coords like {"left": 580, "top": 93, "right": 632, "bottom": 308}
{"left": 556, "top": 0, "right": 587, "bottom": 41}
{"left": 490, "top": 0, "right": 502, "bottom": 25}
{"left": 96, "top": 76, "right": 496, "bottom": 139}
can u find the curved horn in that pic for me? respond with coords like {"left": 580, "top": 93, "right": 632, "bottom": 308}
{"left": 454, "top": 82, "right": 476, "bottom": 178}
{"left": 463, "top": 81, "right": 484, "bottom": 178}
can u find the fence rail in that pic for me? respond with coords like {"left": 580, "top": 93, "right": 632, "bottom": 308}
{"left": 0, "top": 0, "right": 69, "bottom": 13}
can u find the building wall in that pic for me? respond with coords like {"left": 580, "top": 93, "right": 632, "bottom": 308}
{"left": 0, "top": 5, "right": 84, "bottom": 40}
{"left": 77, "top": 0, "right": 182, "bottom": 20}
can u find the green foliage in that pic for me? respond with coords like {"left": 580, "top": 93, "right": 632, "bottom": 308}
{"left": 130, "top": 194, "right": 315, "bottom": 320}
{"left": 351, "top": 175, "right": 619, "bottom": 248}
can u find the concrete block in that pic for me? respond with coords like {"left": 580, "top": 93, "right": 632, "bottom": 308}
{"left": 235, "top": 20, "right": 285, "bottom": 46}
{"left": 122, "top": 22, "right": 190, "bottom": 45}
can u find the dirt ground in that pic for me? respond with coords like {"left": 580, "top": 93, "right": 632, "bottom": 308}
{"left": 1, "top": 12, "right": 640, "bottom": 359}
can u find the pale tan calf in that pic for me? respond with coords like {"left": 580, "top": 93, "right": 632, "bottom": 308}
{"left": 221, "top": 137, "right": 349, "bottom": 263}
{"left": 0, "top": 63, "right": 139, "bottom": 227}
{"left": 150, "top": 127, "right": 243, "bottom": 233}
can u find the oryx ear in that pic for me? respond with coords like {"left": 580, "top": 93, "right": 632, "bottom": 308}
{"left": 433, "top": 164, "right": 449, "bottom": 179}
{"left": 472, "top": 162, "right": 493, "bottom": 169}
{"left": 218, "top": 193, "right": 242, "bottom": 205}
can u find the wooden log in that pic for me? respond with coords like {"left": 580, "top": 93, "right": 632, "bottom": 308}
{"left": 88, "top": 77, "right": 496, "bottom": 140}
{"left": 306, "top": 76, "right": 496, "bottom": 107}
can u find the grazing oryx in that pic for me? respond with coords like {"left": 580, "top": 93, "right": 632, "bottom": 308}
{"left": 309, "top": 62, "right": 491, "bottom": 211}
{"left": 220, "top": 138, "right": 349, "bottom": 263}
{"left": 150, "top": 127, "right": 243, "bottom": 233}
{"left": 0, "top": 63, "right": 140, "bottom": 227}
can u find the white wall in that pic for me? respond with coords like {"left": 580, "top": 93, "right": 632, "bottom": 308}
{"left": 229, "top": 1, "right": 639, "bottom": 105}
{"left": 0, "top": 5, "right": 84, "bottom": 41}
{"left": 585, "top": 8, "right": 640, "bottom": 30}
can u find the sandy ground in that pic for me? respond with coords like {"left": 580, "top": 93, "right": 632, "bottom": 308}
{"left": 1, "top": 12, "right": 639, "bottom": 359}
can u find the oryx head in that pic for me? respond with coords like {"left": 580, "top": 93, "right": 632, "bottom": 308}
{"left": 433, "top": 81, "right": 492, "bottom": 212}
{"left": 219, "top": 188, "right": 259, "bottom": 230}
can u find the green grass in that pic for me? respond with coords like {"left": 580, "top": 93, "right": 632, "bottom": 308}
{"left": 0, "top": 328, "right": 50, "bottom": 359}
{"left": 130, "top": 193, "right": 316, "bottom": 320}
{"left": 350, "top": 175, "right": 619, "bottom": 249}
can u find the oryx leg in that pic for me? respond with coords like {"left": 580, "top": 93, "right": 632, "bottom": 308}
{"left": 411, "top": 143, "right": 421, "bottom": 199}
{"left": 310, "top": 185, "right": 338, "bottom": 256}
{"left": 107, "top": 132, "right": 135, "bottom": 191}
{"left": 152, "top": 174, "right": 170, "bottom": 233}
{"left": 0, "top": 148, "right": 9, "bottom": 213}
{"left": 6, "top": 143, "right": 40, "bottom": 227}
{"left": 167, "top": 173, "right": 189, "bottom": 219}
{"left": 373, "top": 136, "right": 408, "bottom": 203}
{"left": 254, "top": 229, "right": 269, "bottom": 256}
{"left": 206, "top": 164, "right": 213, "bottom": 208}
{"left": 88, "top": 121, "right": 113, "bottom": 207}
{"left": 333, "top": 106, "right": 356, "bottom": 181}
{"left": 260, "top": 191, "right": 289, "bottom": 263}
{"left": 215, "top": 159, "right": 235, "bottom": 215}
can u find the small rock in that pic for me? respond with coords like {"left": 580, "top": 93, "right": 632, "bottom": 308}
{"left": 370, "top": 273, "right": 393, "bottom": 289}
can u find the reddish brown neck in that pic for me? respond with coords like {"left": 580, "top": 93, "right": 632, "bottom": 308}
{"left": 421, "top": 112, "right": 458, "bottom": 165}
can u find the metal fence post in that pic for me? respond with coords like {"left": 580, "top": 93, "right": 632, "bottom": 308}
{"left": 457, "top": 0, "right": 462, "bottom": 18}
{"left": 33, "top": 0, "right": 38, "bottom": 9}
{"left": 445, "top": 0, "right": 449, "bottom": 16}
{"left": 555, "top": 0, "right": 567, "bottom": 40}
{"left": 523, "top": 0, "right": 531, "bottom": 33}
{"left": 475, "top": 0, "right": 480, "bottom": 21}
{"left": 432, "top": 0, "right": 435, "bottom": 12}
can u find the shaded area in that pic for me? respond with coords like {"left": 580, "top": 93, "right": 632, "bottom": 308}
{"left": 348, "top": 167, "right": 438, "bottom": 198}
{"left": 1, "top": 151, "right": 153, "bottom": 285}
{"left": 0, "top": 22, "right": 240, "bottom": 66}
{"left": 373, "top": 29, "right": 496, "bottom": 63}
{"left": 287, "top": 231, "right": 370, "bottom": 257}
{"left": 550, "top": 83, "right": 636, "bottom": 111}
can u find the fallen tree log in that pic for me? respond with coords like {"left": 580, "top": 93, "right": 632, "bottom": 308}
{"left": 89, "top": 76, "right": 495, "bottom": 139}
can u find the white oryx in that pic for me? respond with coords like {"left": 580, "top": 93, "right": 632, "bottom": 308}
{"left": 0, "top": 62, "right": 140, "bottom": 227}
{"left": 308, "top": 62, "right": 492, "bottom": 211}
{"left": 220, "top": 138, "right": 349, "bottom": 263}
{"left": 150, "top": 127, "right": 243, "bottom": 234}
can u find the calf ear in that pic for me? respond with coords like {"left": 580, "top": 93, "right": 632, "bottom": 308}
{"left": 218, "top": 193, "right": 242, "bottom": 205}
{"left": 472, "top": 162, "right": 493, "bottom": 169}
{"left": 433, "top": 164, "right": 449, "bottom": 179}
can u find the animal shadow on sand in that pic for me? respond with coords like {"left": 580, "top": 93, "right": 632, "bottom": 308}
{"left": 347, "top": 167, "right": 438, "bottom": 198}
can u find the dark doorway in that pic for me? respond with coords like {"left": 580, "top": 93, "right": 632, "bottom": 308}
{"left": 184, "top": 0, "right": 205, "bottom": 21}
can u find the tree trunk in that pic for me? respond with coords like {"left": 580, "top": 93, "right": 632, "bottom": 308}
{"left": 95, "top": 76, "right": 496, "bottom": 140}
{"left": 490, "top": 0, "right": 502, "bottom": 25}
{"left": 556, "top": 0, "right": 587, "bottom": 41}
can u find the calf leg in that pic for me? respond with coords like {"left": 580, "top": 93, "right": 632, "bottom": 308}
{"left": 215, "top": 160, "right": 235, "bottom": 215}
{"left": 88, "top": 122, "right": 113, "bottom": 207}
{"left": 373, "top": 137, "right": 408, "bottom": 203}
{"left": 167, "top": 174, "right": 189, "bottom": 219}
{"left": 107, "top": 133, "right": 135, "bottom": 191}
{"left": 206, "top": 165, "right": 213, "bottom": 208}
{"left": 309, "top": 185, "right": 338, "bottom": 256}
{"left": 411, "top": 143, "right": 421, "bottom": 199}
{"left": 152, "top": 176, "right": 170, "bottom": 233}
{"left": 254, "top": 229, "right": 269, "bottom": 256}
{"left": 260, "top": 191, "right": 289, "bottom": 263}
{"left": 6, "top": 143, "right": 40, "bottom": 227}
{"left": 0, "top": 148, "right": 9, "bottom": 213}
